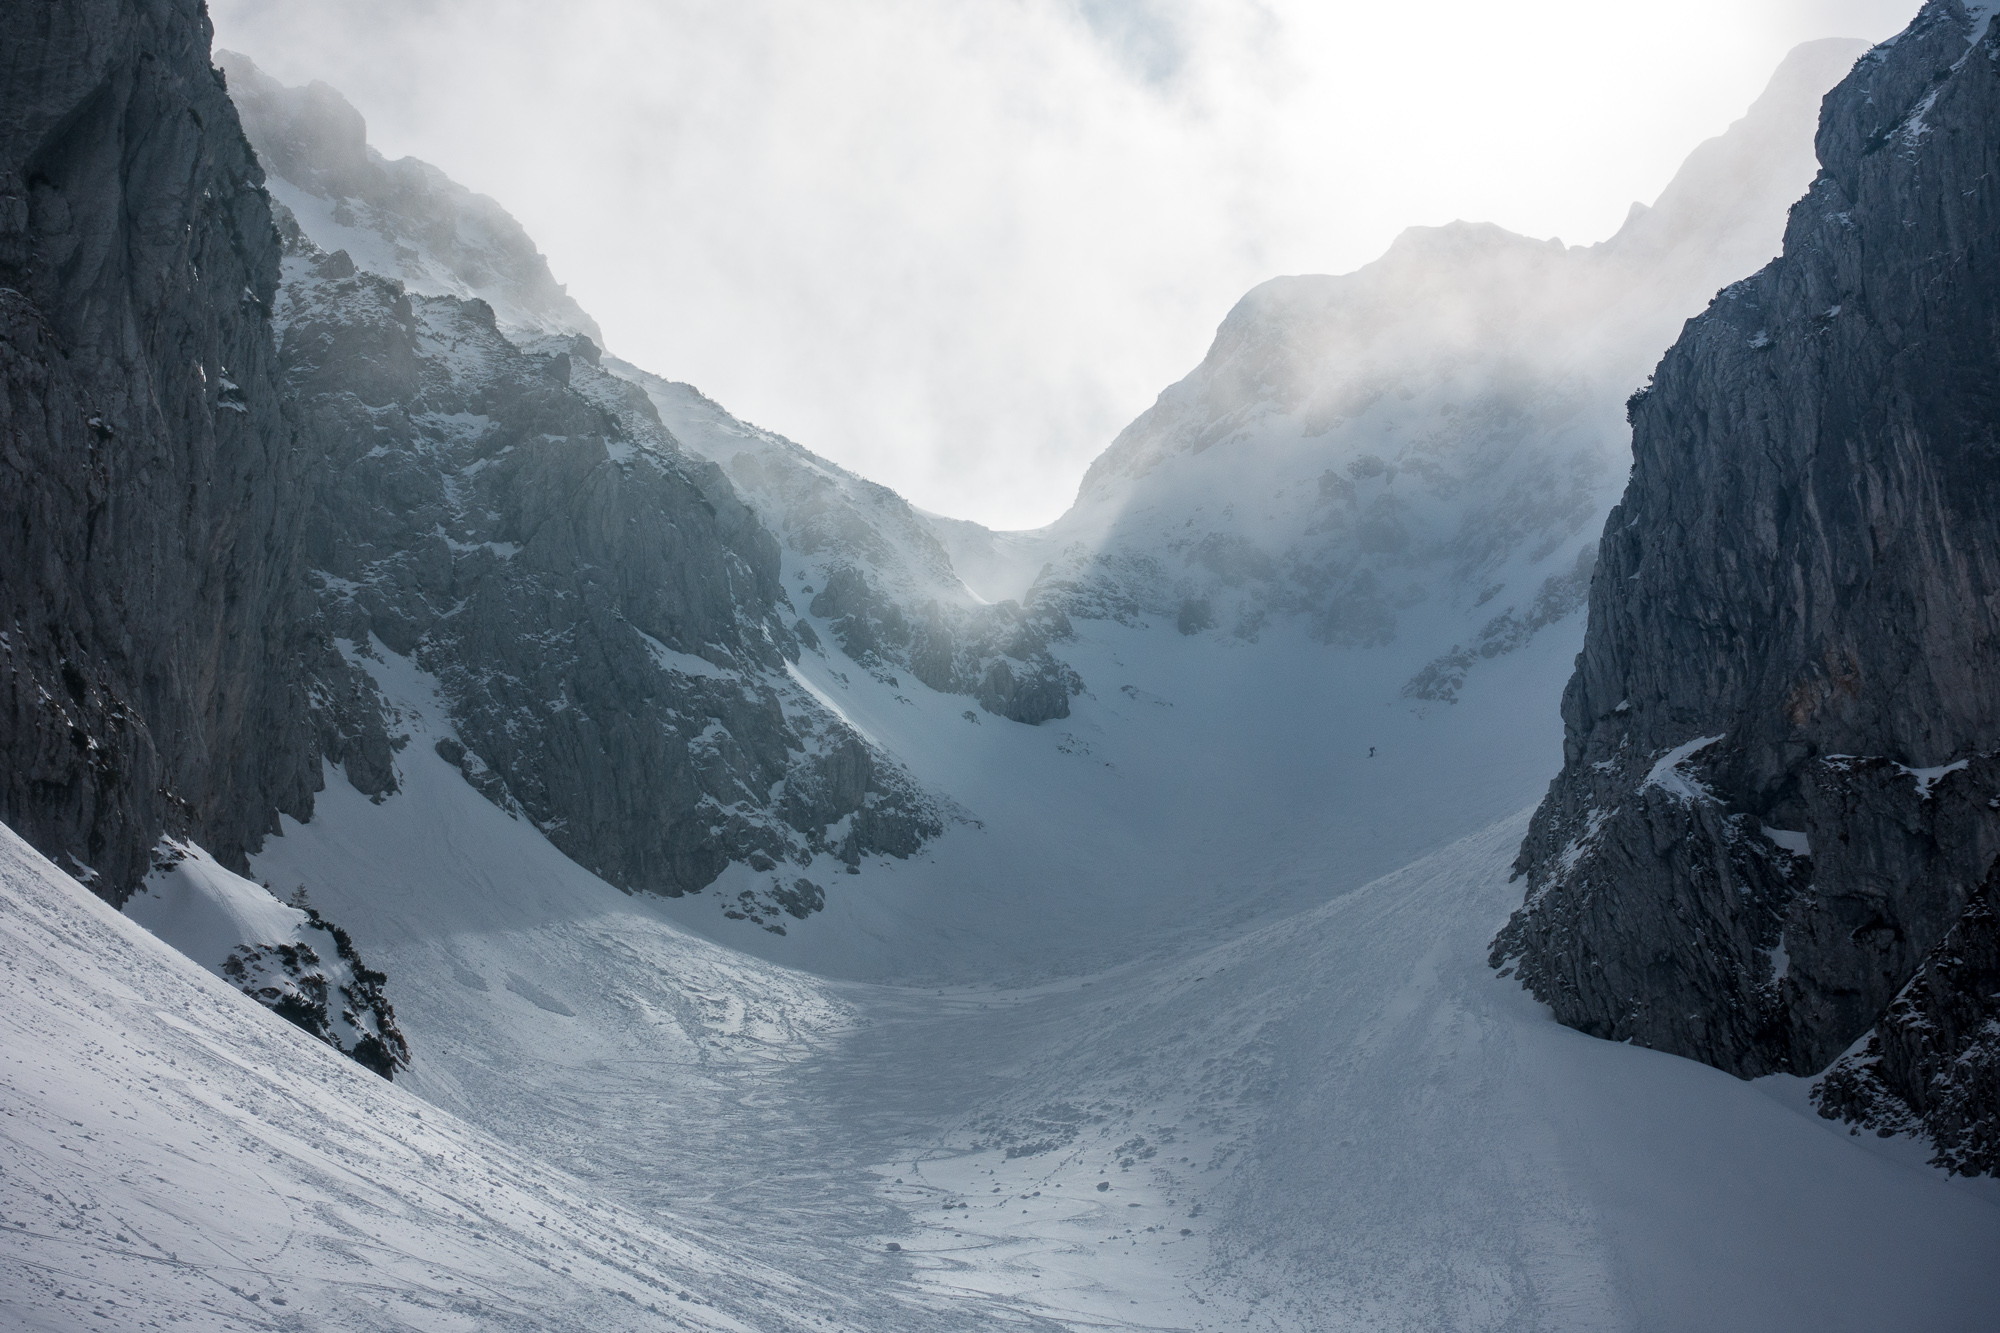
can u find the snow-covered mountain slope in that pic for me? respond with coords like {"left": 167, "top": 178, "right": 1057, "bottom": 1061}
{"left": 218, "top": 50, "right": 602, "bottom": 344}
{"left": 853, "top": 817, "right": 2000, "bottom": 1330}
{"left": 0, "top": 819, "right": 906, "bottom": 1333}
{"left": 126, "top": 839, "right": 409, "bottom": 1077}
{"left": 931, "top": 39, "right": 1868, "bottom": 703}
{"left": 607, "top": 369, "right": 977, "bottom": 616}
{"left": 259, "top": 595, "right": 1582, "bottom": 982}
{"left": 9, "top": 21, "right": 1984, "bottom": 1330}
{"left": 218, "top": 623, "right": 2000, "bottom": 1331}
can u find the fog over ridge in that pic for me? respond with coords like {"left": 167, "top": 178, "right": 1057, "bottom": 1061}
{"left": 211, "top": 0, "right": 1918, "bottom": 529}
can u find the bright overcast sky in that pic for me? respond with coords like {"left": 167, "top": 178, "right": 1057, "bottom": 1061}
{"left": 210, "top": 0, "right": 1919, "bottom": 530}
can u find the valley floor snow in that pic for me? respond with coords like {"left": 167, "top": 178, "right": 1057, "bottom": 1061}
{"left": 6, "top": 616, "right": 1999, "bottom": 1330}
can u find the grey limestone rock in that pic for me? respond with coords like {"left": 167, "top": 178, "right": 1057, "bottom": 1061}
{"left": 0, "top": 0, "right": 321, "bottom": 901}
{"left": 1814, "top": 861, "right": 2000, "bottom": 1174}
{"left": 805, "top": 565, "right": 1080, "bottom": 725}
{"left": 1494, "top": 1, "right": 2000, "bottom": 1167}
{"left": 209, "top": 55, "right": 947, "bottom": 914}
{"left": 218, "top": 902, "right": 411, "bottom": 1080}
{"left": 274, "top": 237, "right": 940, "bottom": 902}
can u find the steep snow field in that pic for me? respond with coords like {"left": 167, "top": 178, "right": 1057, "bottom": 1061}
{"left": 25, "top": 616, "right": 1966, "bottom": 1331}
{"left": 0, "top": 823, "right": 873, "bottom": 1332}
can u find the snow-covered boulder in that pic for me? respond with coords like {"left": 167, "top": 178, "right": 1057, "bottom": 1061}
{"left": 125, "top": 838, "right": 410, "bottom": 1077}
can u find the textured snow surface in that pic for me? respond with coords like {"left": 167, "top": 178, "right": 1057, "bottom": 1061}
{"left": 7, "top": 624, "right": 2000, "bottom": 1325}
{"left": 0, "top": 826, "right": 871, "bottom": 1332}
{"left": 124, "top": 841, "right": 308, "bottom": 973}
{"left": 25, "top": 617, "right": 1964, "bottom": 1331}
{"left": 124, "top": 840, "right": 405, "bottom": 1070}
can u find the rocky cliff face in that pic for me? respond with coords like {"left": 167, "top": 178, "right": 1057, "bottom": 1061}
{"left": 0, "top": 0, "right": 320, "bottom": 900}
{"left": 0, "top": 2, "right": 423, "bottom": 1074}
{"left": 275, "top": 231, "right": 940, "bottom": 916}
{"left": 126, "top": 837, "right": 410, "bottom": 1078}
{"left": 228, "top": 53, "right": 1077, "bottom": 743}
{"left": 206, "top": 55, "right": 946, "bottom": 916}
{"left": 1494, "top": 0, "right": 2000, "bottom": 1172}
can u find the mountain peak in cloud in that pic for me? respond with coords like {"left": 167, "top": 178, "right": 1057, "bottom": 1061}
{"left": 217, "top": 49, "right": 603, "bottom": 345}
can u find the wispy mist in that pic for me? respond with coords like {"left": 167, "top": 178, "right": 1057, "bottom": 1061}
{"left": 209, "top": 0, "right": 1917, "bottom": 529}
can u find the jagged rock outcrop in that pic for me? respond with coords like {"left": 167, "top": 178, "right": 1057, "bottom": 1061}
{"left": 0, "top": 0, "right": 320, "bottom": 901}
{"left": 618, "top": 364, "right": 1083, "bottom": 723}
{"left": 1815, "top": 862, "right": 2000, "bottom": 1174}
{"left": 1494, "top": 1, "right": 2000, "bottom": 1170}
{"left": 174, "top": 53, "right": 948, "bottom": 916}
{"left": 275, "top": 235, "right": 939, "bottom": 908}
{"left": 126, "top": 837, "right": 410, "bottom": 1078}
{"left": 804, "top": 566, "right": 1080, "bottom": 724}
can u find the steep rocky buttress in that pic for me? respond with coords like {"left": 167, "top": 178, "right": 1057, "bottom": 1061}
{"left": 0, "top": 0, "right": 319, "bottom": 899}
{"left": 0, "top": 2, "right": 426, "bottom": 1074}
{"left": 1494, "top": 0, "right": 2000, "bottom": 1173}
{"left": 274, "top": 235, "right": 941, "bottom": 911}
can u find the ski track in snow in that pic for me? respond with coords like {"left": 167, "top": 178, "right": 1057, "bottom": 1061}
{"left": 6, "top": 618, "right": 2000, "bottom": 1330}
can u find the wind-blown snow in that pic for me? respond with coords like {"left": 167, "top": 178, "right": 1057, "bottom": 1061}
{"left": 1897, "top": 758, "right": 1970, "bottom": 798}
{"left": 1762, "top": 824, "right": 1813, "bottom": 856}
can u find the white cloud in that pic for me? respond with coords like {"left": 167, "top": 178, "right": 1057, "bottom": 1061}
{"left": 210, "top": 0, "right": 1918, "bottom": 529}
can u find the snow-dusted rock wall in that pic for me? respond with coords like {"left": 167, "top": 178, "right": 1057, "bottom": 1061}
{"left": 126, "top": 838, "right": 409, "bottom": 1077}
{"left": 0, "top": 0, "right": 321, "bottom": 899}
{"left": 275, "top": 238, "right": 940, "bottom": 908}
{"left": 1496, "top": 0, "right": 2000, "bottom": 1171}
{"left": 227, "top": 38, "right": 1087, "bottom": 733}
{"left": 218, "top": 50, "right": 602, "bottom": 345}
